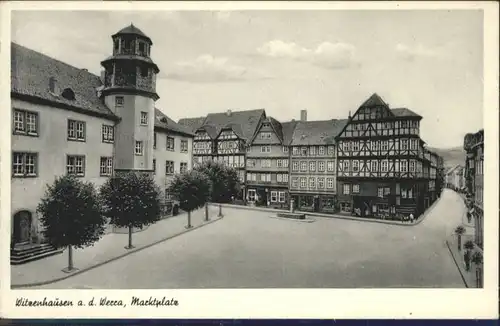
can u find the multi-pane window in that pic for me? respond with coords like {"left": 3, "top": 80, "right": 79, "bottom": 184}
{"left": 371, "top": 160, "right": 378, "bottom": 172}
{"left": 318, "top": 178, "right": 325, "bottom": 188}
{"left": 300, "top": 177, "right": 307, "bottom": 188}
{"left": 165, "top": 161, "right": 174, "bottom": 174}
{"left": 318, "top": 146, "right": 325, "bottom": 155}
{"left": 400, "top": 160, "right": 408, "bottom": 172}
{"left": 67, "top": 155, "right": 85, "bottom": 177}
{"left": 100, "top": 157, "right": 113, "bottom": 176}
{"left": 327, "top": 146, "right": 335, "bottom": 155}
{"left": 278, "top": 191, "right": 286, "bottom": 203}
{"left": 292, "top": 161, "right": 299, "bottom": 172}
{"left": 271, "top": 191, "right": 278, "bottom": 202}
{"left": 309, "top": 147, "right": 316, "bottom": 156}
{"left": 352, "top": 184, "right": 360, "bottom": 193}
{"left": 343, "top": 183, "right": 350, "bottom": 194}
{"left": 247, "top": 159, "right": 256, "bottom": 168}
{"left": 283, "top": 146, "right": 289, "bottom": 154}
{"left": 378, "top": 187, "right": 384, "bottom": 198}
{"left": 309, "top": 177, "right": 316, "bottom": 188}
{"left": 135, "top": 141, "right": 143, "bottom": 155}
{"left": 381, "top": 160, "right": 389, "bottom": 172}
{"left": 277, "top": 159, "right": 284, "bottom": 168}
{"left": 67, "top": 120, "right": 86, "bottom": 141}
{"left": 300, "top": 161, "right": 307, "bottom": 172}
{"left": 292, "top": 177, "right": 298, "bottom": 188}
{"left": 327, "top": 161, "right": 335, "bottom": 172}
{"left": 301, "top": 147, "right": 308, "bottom": 156}
{"left": 381, "top": 141, "right": 389, "bottom": 151}
{"left": 409, "top": 160, "right": 416, "bottom": 172}
{"left": 181, "top": 140, "right": 188, "bottom": 152}
{"left": 167, "top": 137, "right": 175, "bottom": 150}
{"left": 260, "top": 132, "right": 272, "bottom": 139}
{"left": 140, "top": 112, "right": 148, "bottom": 125}
{"left": 13, "top": 109, "right": 39, "bottom": 136}
{"left": 327, "top": 178, "right": 334, "bottom": 189}
{"left": 261, "top": 145, "right": 271, "bottom": 153}
{"left": 102, "top": 125, "right": 114, "bottom": 143}
{"left": 343, "top": 160, "right": 349, "bottom": 171}
{"left": 401, "top": 139, "right": 408, "bottom": 150}
{"left": 260, "top": 173, "right": 271, "bottom": 182}
{"left": 292, "top": 147, "right": 300, "bottom": 156}
{"left": 180, "top": 162, "right": 188, "bottom": 173}
{"left": 352, "top": 142, "right": 359, "bottom": 151}
{"left": 309, "top": 161, "right": 316, "bottom": 172}
{"left": 352, "top": 160, "right": 359, "bottom": 172}
{"left": 115, "top": 96, "right": 124, "bottom": 108}
{"left": 318, "top": 161, "right": 325, "bottom": 172}
{"left": 261, "top": 159, "right": 272, "bottom": 168}
{"left": 12, "top": 152, "right": 38, "bottom": 177}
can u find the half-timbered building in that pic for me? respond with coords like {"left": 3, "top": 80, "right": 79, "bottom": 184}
{"left": 246, "top": 117, "right": 297, "bottom": 208}
{"left": 289, "top": 111, "right": 347, "bottom": 213}
{"left": 464, "top": 129, "right": 484, "bottom": 249}
{"left": 335, "top": 93, "right": 434, "bottom": 218}
{"left": 179, "top": 109, "right": 266, "bottom": 199}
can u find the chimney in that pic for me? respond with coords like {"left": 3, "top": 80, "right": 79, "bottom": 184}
{"left": 226, "top": 109, "right": 232, "bottom": 117}
{"left": 100, "top": 70, "right": 106, "bottom": 84}
{"left": 300, "top": 109, "right": 307, "bottom": 122}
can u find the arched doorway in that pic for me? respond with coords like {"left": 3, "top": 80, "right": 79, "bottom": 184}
{"left": 13, "top": 210, "right": 32, "bottom": 245}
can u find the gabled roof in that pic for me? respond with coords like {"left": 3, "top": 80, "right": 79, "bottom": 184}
{"left": 11, "top": 42, "right": 116, "bottom": 119}
{"left": 391, "top": 108, "right": 422, "bottom": 118}
{"left": 360, "top": 93, "right": 388, "bottom": 108}
{"left": 202, "top": 109, "right": 265, "bottom": 142}
{"left": 178, "top": 117, "right": 207, "bottom": 132}
{"left": 290, "top": 119, "right": 348, "bottom": 146}
{"left": 281, "top": 120, "right": 298, "bottom": 146}
{"left": 268, "top": 117, "right": 284, "bottom": 142}
{"left": 154, "top": 109, "right": 195, "bottom": 137}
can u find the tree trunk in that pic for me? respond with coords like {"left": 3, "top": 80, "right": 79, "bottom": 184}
{"left": 68, "top": 245, "right": 74, "bottom": 271}
{"left": 187, "top": 211, "right": 192, "bottom": 228}
{"left": 126, "top": 225, "right": 134, "bottom": 249}
{"left": 458, "top": 235, "right": 462, "bottom": 251}
{"left": 205, "top": 203, "right": 209, "bottom": 221}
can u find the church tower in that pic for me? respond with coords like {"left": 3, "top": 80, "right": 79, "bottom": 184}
{"left": 100, "top": 24, "right": 160, "bottom": 175}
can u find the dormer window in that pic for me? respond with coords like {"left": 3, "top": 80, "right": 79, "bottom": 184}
{"left": 160, "top": 117, "right": 168, "bottom": 124}
{"left": 49, "top": 77, "right": 59, "bottom": 94}
{"left": 61, "top": 88, "right": 76, "bottom": 101}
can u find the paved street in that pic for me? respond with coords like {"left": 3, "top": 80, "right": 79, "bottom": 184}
{"left": 34, "top": 189, "right": 465, "bottom": 289}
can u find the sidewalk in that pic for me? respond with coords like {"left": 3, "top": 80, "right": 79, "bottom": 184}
{"left": 211, "top": 197, "right": 439, "bottom": 227}
{"left": 12, "top": 206, "right": 221, "bottom": 288}
{"left": 446, "top": 233, "right": 481, "bottom": 288}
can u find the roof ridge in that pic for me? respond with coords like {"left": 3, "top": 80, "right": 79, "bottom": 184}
{"left": 12, "top": 42, "right": 101, "bottom": 80}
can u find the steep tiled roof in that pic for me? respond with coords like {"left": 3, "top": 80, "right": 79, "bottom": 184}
{"left": 178, "top": 117, "right": 207, "bottom": 132}
{"left": 391, "top": 108, "right": 422, "bottom": 118}
{"left": 360, "top": 93, "right": 388, "bottom": 107}
{"left": 281, "top": 120, "right": 298, "bottom": 146}
{"left": 290, "top": 119, "right": 348, "bottom": 146}
{"left": 202, "top": 109, "right": 265, "bottom": 142}
{"left": 11, "top": 42, "right": 115, "bottom": 119}
{"left": 12, "top": 42, "right": 186, "bottom": 134}
{"left": 154, "top": 109, "right": 195, "bottom": 137}
{"left": 268, "top": 117, "right": 284, "bottom": 142}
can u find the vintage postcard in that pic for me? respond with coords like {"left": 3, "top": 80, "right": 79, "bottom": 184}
{"left": 0, "top": 0, "right": 498, "bottom": 320}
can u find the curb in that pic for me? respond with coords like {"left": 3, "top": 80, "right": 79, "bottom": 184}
{"left": 211, "top": 195, "right": 441, "bottom": 227}
{"left": 269, "top": 216, "right": 316, "bottom": 223}
{"left": 11, "top": 216, "right": 224, "bottom": 289}
{"left": 445, "top": 240, "right": 470, "bottom": 288}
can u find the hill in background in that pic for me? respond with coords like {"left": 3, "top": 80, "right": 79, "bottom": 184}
{"left": 427, "top": 146, "right": 465, "bottom": 169}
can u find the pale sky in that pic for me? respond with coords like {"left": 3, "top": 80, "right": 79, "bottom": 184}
{"left": 11, "top": 10, "right": 483, "bottom": 148}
